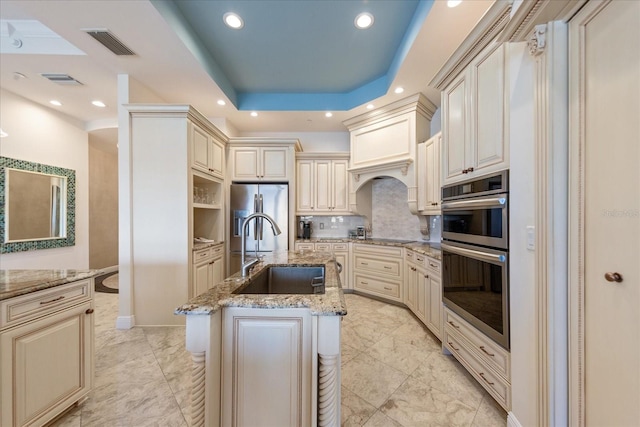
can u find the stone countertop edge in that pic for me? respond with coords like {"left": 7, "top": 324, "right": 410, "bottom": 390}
{"left": 296, "top": 237, "right": 442, "bottom": 260}
{"left": 193, "top": 240, "right": 224, "bottom": 251}
{"left": 0, "top": 269, "right": 104, "bottom": 300}
{"left": 175, "top": 251, "right": 347, "bottom": 317}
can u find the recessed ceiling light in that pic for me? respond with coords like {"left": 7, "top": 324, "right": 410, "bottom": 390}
{"left": 92, "top": 100, "right": 106, "bottom": 107}
{"left": 224, "top": 12, "right": 244, "bottom": 29}
{"left": 394, "top": 87, "right": 404, "bottom": 94}
{"left": 217, "top": 99, "right": 226, "bottom": 106}
{"left": 250, "top": 111, "right": 258, "bottom": 117}
{"left": 325, "top": 112, "right": 333, "bottom": 118}
{"left": 447, "top": 0, "right": 463, "bottom": 8}
{"left": 50, "top": 100, "right": 62, "bottom": 106}
{"left": 355, "top": 13, "right": 374, "bottom": 29}
{"left": 366, "top": 104, "right": 374, "bottom": 110}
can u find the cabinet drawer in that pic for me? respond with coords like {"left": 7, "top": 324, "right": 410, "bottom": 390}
{"left": 444, "top": 332, "right": 510, "bottom": 410}
{"left": 295, "top": 243, "right": 315, "bottom": 251}
{"left": 193, "top": 248, "right": 212, "bottom": 263}
{"left": 315, "top": 243, "right": 332, "bottom": 251}
{"left": 353, "top": 244, "right": 403, "bottom": 258}
{"left": 354, "top": 254, "right": 401, "bottom": 277}
{"left": 425, "top": 257, "right": 441, "bottom": 274}
{"left": 444, "top": 309, "right": 510, "bottom": 379}
{"left": 405, "top": 250, "right": 415, "bottom": 262}
{"left": 353, "top": 273, "right": 401, "bottom": 302}
{"left": 331, "top": 243, "right": 348, "bottom": 252}
{"left": 1, "top": 280, "right": 92, "bottom": 330}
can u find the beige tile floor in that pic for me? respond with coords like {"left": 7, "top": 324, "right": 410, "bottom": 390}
{"left": 52, "top": 292, "right": 506, "bottom": 426}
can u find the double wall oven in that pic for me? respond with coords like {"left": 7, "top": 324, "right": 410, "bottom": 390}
{"left": 441, "top": 170, "right": 510, "bottom": 350}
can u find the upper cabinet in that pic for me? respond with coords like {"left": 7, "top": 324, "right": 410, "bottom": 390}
{"left": 429, "top": 1, "right": 512, "bottom": 186}
{"left": 191, "top": 122, "right": 224, "bottom": 179}
{"left": 227, "top": 139, "right": 301, "bottom": 182}
{"left": 417, "top": 132, "right": 442, "bottom": 215}
{"left": 442, "top": 41, "right": 508, "bottom": 184}
{"left": 296, "top": 153, "right": 349, "bottom": 215}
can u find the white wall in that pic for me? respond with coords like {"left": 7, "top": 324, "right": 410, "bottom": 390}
{"left": 240, "top": 131, "right": 349, "bottom": 152}
{"left": 0, "top": 89, "right": 90, "bottom": 269}
{"left": 506, "top": 42, "right": 537, "bottom": 425}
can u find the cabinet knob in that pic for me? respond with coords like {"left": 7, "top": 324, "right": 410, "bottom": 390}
{"left": 467, "top": 167, "right": 474, "bottom": 173}
{"left": 85, "top": 308, "right": 95, "bottom": 314}
{"left": 604, "top": 272, "right": 623, "bottom": 283}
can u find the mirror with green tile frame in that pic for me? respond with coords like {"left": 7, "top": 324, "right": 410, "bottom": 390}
{"left": 0, "top": 157, "right": 75, "bottom": 253}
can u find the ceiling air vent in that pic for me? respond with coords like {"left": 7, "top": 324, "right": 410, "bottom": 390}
{"left": 84, "top": 29, "right": 135, "bottom": 56}
{"left": 40, "top": 73, "right": 83, "bottom": 86}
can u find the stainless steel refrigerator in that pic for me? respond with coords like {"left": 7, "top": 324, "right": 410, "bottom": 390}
{"left": 229, "top": 183, "right": 288, "bottom": 273}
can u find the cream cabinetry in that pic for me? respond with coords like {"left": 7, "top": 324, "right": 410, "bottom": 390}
{"left": 229, "top": 145, "right": 292, "bottom": 181}
{"left": 443, "top": 307, "right": 511, "bottom": 410}
{"left": 417, "top": 132, "right": 442, "bottom": 214}
{"left": 191, "top": 122, "right": 224, "bottom": 179}
{"left": 0, "top": 280, "right": 94, "bottom": 427}
{"left": 294, "top": 241, "right": 350, "bottom": 289}
{"left": 352, "top": 244, "right": 403, "bottom": 303}
{"left": 404, "top": 250, "right": 442, "bottom": 339}
{"left": 442, "top": 41, "right": 508, "bottom": 185}
{"left": 192, "top": 245, "right": 225, "bottom": 297}
{"left": 127, "top": 104, "right": 228, "bottom": 324}
{"left": 296, "top": 153, "right": 349, "bottom": 215}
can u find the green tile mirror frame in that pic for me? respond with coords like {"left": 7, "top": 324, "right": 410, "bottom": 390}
{"left": 0, "top": 157, "right": 76, "bottom": 253}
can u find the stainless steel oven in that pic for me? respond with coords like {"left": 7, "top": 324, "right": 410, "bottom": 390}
{"left": 441, "top": 170, "right": 510, "bottom": 350}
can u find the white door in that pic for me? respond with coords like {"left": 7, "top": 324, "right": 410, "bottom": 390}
{"left": 570, "top": 1, "right": 640, "bottom": 425}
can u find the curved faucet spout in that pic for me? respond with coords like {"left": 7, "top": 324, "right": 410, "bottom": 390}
{"left": 240, "top": 213, "right": 282, "bottom": 276}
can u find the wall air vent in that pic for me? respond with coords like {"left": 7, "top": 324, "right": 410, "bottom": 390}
{"left": 40, "top": 73, "right": 83, "bottom": 86}
{"left": 84, "top": 29, "right": 135, "bottom": 56}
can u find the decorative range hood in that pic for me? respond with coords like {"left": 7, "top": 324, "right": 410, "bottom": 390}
{"left": 343, "top": 93, "right": 436, "bottom": 216}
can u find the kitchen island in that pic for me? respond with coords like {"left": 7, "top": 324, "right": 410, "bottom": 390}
{"left": 0, "top": 269, "right": 100, "bottom": 427}
{"left": 176, "top": 251, "right": 346, "bottom": 427}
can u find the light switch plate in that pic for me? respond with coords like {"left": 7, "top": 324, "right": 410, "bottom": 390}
{"left": 526, "top": 226, "right": 535, "bottom": 251}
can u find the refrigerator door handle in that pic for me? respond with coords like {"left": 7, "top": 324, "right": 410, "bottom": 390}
{"left": 259, "top": 194, "right": 264, "bottom": 240}
{"left": 253, "top": 194, "right": 258, "bottom": 239}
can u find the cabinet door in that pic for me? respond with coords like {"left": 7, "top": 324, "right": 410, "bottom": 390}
{"left": 425, "top": 133, "right": 442, "bottom": 214}
{"left": 405, "top": 263, "right": 417, "bottom": 311}
{"left": 193, "top": 261, "right": 210, "bottom": 297}
{"left": 210, "top": 256, "right": 224, "bottom": 288}
{"left": 1, "top": 301, "right": 93, "bottom": 427}
{"left": 192, "top": 124, "right": 211, "bottom": 173}
{"left": 331, "top": 160, "right": 349, "bottom": 212}
{"left": 209, "top": 140, "right": 224, "bottom": 178}
{"left": 443, "top": 72, "right": 468, "bottom": 182}
{"left": 314, "top": 160, "right": 332, "bottom": 211}
{"left": 232, "top": 148, "right": 259, "bottom": 180}
{"left": 296, "top": 160, "right": 314, "bottom": 212}
{"left": 415, "top": 267, "right": 428, "bottom": 323}
{"left": 427, "top": 274, "right": 442, "bottom": 339}
{"left": 417, "top": 142, "right": 428, "bottom": 211}
{"left": 334, "top": 252, "right": 349, "bottom": 289}
{"left": 261, "top": 148, "right": 288, "bottom": 180}
{"left": 471, "top": 42, "right": 507, "bottom": 173}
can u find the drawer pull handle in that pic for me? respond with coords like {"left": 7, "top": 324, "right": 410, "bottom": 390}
{"left": 40, "top": 296, "right": 65, "bottom": 305}
{"left": 479, "top": 372, "right": 494, "bottom": 385}
{"left": 384, "top": 266, "right": 392, "bottom": 269}
{"left": 383, "top": 287, "right": 393, "bottom": 291}
{"left": 448, "top": 321, "right": 460, "bottom": 329}
{"left": 448, "top": 341, "right": 460, "bottom": 351}
{"left": 362, "top": 281, "right": 369, "bottom": 285}
{"left": 424, "top": 275, "right": 429, "bottom": 279}
{"left": 479, "top": 346, "right": 495, "bottom": 357}
{"left": 361, "top": 262, "right": 369, "bottom": 265}
{"left": 85, "top": 308, "right": 95, "bottom": 314}
{"left": 429, "top": 263, "right": 438, "bottom": 268}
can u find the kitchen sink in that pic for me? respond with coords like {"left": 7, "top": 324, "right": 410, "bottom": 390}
{"left": 233, "top": 265, "right": 325, "bottom": 295}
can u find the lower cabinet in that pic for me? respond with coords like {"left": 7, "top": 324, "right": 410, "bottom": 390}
{"left": 192, "top": 245, "right": 224, "bottom": 298}
{"left": 404, "top": 250, "right": 442, "bottom": 339}
{"left": 0, "top": 280, "right": 94, "bottom": 427}
{"left": 352, "top": 244, "right": 403, "bottom": 303}
{"left": 295, "top": 242, "right": 350, "bottom": 289}
{"left": 443, "top": 307, "right": 511, "bottom": 410}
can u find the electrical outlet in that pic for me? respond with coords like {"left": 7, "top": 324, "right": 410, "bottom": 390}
{"left": 319, "top": 223, "right": 324, "bottom": 229}
{"left": 526, "top": 226, "right": 535, "bottom": 251}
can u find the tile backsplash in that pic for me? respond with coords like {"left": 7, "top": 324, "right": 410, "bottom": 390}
{"left": 296, "top": 177, "right": 441, "bottom": 242}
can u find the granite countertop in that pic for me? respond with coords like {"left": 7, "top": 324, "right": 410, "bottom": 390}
{"left": 295, "top": 237, "right": 442, "bottom": 260}
{"left": 0, "top": 269, "right": 104, "bottom": 300}
{"left": 192, "top": 240, "right": 224, "bottom": 251}
{"left": 175, "top": 250, "right": 347, "bottom": 317}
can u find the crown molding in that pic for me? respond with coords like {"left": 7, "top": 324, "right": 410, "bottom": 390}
{"left": 342, "top": 93, "right": 436, "bottom": 131}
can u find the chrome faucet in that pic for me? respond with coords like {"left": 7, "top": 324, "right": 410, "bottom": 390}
{"left": 240, "top": 212, "right": 282, "bottom": 276}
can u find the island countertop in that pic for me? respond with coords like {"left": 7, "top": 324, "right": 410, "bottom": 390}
{"left": 0, "top": 269, "right": 103, "bottom": 300}
{"left": 175, "top": 250, "right": 347, "bottom": 317}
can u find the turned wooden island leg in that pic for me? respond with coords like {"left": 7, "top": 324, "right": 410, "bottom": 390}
{"left": 190, "top": 351, "right": 206, "bottom": 427}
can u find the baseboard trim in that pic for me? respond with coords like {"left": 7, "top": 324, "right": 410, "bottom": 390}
{"left": 116, "top": 315, "right": 135, "bottom": 330}
{"left": 507, "top": 412, "right": 523, "bottom": 427}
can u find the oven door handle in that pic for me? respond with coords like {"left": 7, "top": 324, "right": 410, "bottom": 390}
{"left": 442, "top": 243, "right": 507, "bottom": 264}
{"left": 441, "top": 196, "right": 507, "bottom": 211}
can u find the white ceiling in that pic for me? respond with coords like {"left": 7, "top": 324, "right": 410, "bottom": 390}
{"left": 0, "top": 0, "right": 494, "bottom": 139}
